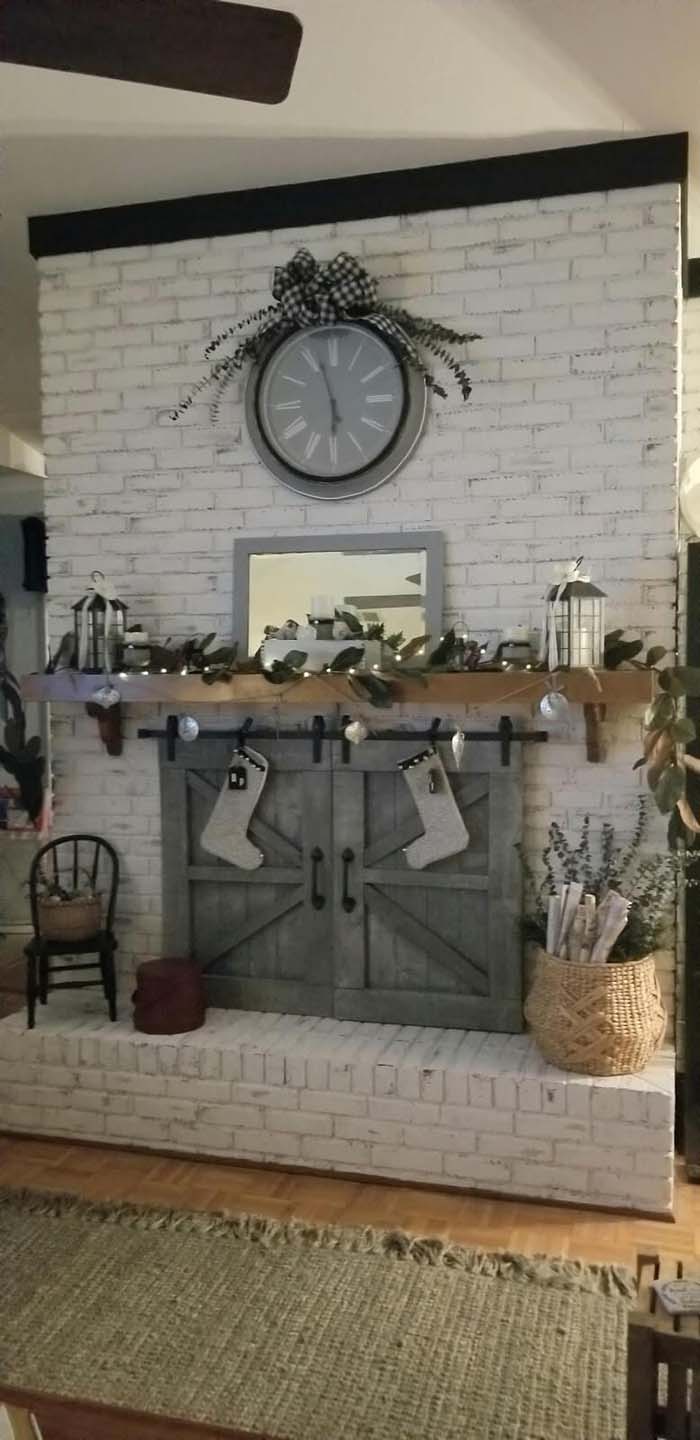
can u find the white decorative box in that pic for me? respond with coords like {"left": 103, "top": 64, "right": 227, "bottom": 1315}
{"left": 260, "top": 637, "right": 365, "bottom": 674}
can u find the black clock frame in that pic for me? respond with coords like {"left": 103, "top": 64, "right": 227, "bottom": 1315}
{"left": 244, "top": 320, "right": 427, "bottom": 501}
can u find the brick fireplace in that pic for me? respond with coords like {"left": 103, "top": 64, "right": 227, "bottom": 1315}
{"left": 0, "top": 140, "right": 684, "bottom": 1215}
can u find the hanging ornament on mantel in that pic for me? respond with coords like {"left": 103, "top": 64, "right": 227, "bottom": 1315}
{"left": 344, "top": 719, "right": 369, "bottom": 746}
{"left": 539, "top": 557, "right": 606, "bottom": 670}
{"left": 90, "top": 683, "right": 121, "bottom": 710}
{"left": 451, "top": 727, "right": 466, "bottom": 767}
{"left": 177, "top": 714, "right": 200, "bottom": 743}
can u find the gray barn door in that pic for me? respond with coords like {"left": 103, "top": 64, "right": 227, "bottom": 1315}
{"left": 160, "top": 738, "right": 333, "bottom": 1014}
{"left": 331, "top": 738, "right": 522, "bottom": 1031}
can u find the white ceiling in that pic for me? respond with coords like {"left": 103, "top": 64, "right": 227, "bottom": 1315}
{"left": 2, "top": 0, "right": 700, "bottom": 450}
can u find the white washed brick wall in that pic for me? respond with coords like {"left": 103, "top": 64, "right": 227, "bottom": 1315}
{"left": 36, "top": 184, "right": 681, "bottom": 1004}
{"left": 0, "top": 1008, "right": 676, "bottom": 1214}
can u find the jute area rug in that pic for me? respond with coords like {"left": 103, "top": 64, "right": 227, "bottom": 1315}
{"left": 0, "top": 1188, "right": 634, "bottom": 1440}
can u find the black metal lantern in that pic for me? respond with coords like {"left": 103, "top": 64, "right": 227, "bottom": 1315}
{"left": 545, "top": 563, "right": 606, "bottom": 669}
{"left": 72, "top": 571, "right": 127, "bottom": 673}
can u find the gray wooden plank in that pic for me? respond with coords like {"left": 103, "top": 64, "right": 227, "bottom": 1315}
{"left": 201, "top": 887, "right": 304, "bottom": 970}
{"left": 364, "top": 884, "right": 488, "bottom": 993}
{"left": 188, "top": 865, "right": 302, "bottom": 885}
{"left": 331, "top": 768, "right": 367, "bottom": 994}
{"left": 160, "top": 765, "right": 191, "bottom": 955}
{"left": 206, "top": 975, "right": 334, "bottom": 1017}
{"left": 487, "top": 767, "right": 524, "bottom": 1031}
{"left": 361, "top": 869, "right": 488, "bottom": 890}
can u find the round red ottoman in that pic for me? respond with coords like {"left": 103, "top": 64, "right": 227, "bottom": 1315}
{"left": 132, "top": 957, "right": 206, "bottom": 1035}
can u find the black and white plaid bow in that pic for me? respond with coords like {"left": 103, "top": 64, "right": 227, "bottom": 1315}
{"left": 272, "top": 248, "right": 377, "bottom": 326}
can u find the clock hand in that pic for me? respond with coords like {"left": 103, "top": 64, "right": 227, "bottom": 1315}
{"left": 318, "top": 361, "right": 343, "bottom": 430}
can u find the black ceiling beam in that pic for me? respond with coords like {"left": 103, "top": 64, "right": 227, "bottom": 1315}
{"left": 28, "top": 132, "right": 688, "bottom": 260}
{"left": 0, "top": 0, "right": 302, "bottom": 106}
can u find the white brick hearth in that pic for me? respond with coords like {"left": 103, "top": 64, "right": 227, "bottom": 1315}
{"left": 0, "top": 1005, "right": 675, "bottom": 1216}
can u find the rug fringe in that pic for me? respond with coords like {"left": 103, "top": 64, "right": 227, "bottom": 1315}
{"left": 0, "top": 1185, "right": 636, "bottom": 1299}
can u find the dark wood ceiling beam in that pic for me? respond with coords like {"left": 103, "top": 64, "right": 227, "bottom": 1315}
{"left": 26, "top": 132, "right": 689, "bottom": 260}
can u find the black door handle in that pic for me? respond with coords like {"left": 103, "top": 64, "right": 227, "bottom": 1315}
{"left": 310, "top": 846, "right": 325, "bottom": 910}
{"left": 341, "top": 848, "right": 356, "bottom": 913}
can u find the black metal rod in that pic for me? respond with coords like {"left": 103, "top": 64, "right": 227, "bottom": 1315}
{"left": 138, "top": 723, "right": 548, "bottom": 745}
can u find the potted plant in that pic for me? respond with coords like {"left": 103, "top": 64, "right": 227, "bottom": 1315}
{"left": 520, "top": 801, "right": 694, "bottom": 1075}
{"left": 36, "top": 869, "right": 102, "bottom": 943}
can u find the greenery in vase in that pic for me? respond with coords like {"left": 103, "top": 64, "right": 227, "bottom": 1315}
{"left": 604, "top": 630, "right": 700, "bottom": 840}
{"left": 520, "top": 798, "right": 698, "bottom": 960}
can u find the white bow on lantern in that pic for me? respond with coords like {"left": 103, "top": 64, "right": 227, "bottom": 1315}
{"left": 538, "top": 556, "right": 584, "bottom": 671}
{"left": 77, "top": 570, "right": 121, "bottom": 672}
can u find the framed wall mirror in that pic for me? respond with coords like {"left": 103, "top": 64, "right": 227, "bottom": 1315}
{"left": 233, "top": 531, "right": 443, "bottom": 658}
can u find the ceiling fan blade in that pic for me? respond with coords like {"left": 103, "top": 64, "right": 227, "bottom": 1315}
{"left": 0, "top": 0, "right": 302, "bottom": 104}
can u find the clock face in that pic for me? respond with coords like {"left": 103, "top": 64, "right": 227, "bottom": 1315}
{"left": 246, "top": 322, "right": 426, "bottom": 500}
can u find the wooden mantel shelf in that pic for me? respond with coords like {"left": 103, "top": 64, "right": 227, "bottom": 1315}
{"left": 22, "top": 668, "right": 654, "bottom": 708}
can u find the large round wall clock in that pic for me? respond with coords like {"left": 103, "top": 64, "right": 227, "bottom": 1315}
{"left": 245, "top": 320, "right": 427, "bottom": 500}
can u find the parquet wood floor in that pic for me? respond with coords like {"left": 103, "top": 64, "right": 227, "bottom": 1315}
{"left": 0, "top": 1132, "right": 698, "bottom": 1270}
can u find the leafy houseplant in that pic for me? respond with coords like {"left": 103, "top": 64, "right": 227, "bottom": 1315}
{"left": 604, "top": 630, "right": 700, "bottom": 839}
{"left": 520, "top": 799, "right": 695, "bottom": 962}
{"left": 521, "top": 801, "right": 680, "bottom": 1075}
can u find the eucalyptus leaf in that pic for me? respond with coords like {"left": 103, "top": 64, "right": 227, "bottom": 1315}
{"left": 670, "top": 667, "right": 700, "bottom": 697}
{"left": 328, "top": 646, "right": 364, "bottom": 672}
{"left": 657, "top": 669, "right": 686, "bottom": 698}
{"left": 281, "top": 650, "right": 308, "bottom": 671}
{"left": 672, "top": 718, "right": 697, "bottom": 744}
{"left": 399, "top": 634, "right": 431, "bottom": 661}
{"left": 334, "top": 608, "right": 363, "bottom": 636}
{"left": 646, "top": 645, "right": 667, "bottom": 668}
{"left": 429, "top": 629, "right": 455, "bottom": 667}
{"left": 604, "top": 639, "right": 643, "bottom": 669}
{"left": 648, "top": 694, "right": 676, "bottom": 728}
{"left": 651, "top": 762, "right": 685, "bottom": 814}
{"left": 200, "top": 632, "right": 217, "bottom": 653}
{"left": 262, "top": 661, "right": 298, "bottom": 685}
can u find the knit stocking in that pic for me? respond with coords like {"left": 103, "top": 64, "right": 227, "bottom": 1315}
{"left": 400, "top": 748, "right": 469, "bottom": 870}
{"left": 200, "top": 746, "right": 268, "bottom": 870}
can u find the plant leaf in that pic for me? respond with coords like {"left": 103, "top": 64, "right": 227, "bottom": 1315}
{"left": 399, "top": 634, "right": 431, "bottom": 662}
{"left": 429, "top": 629, "right": 455, "bottom": 667}
{"left": 334, "top": 608, "right": 363, "bottom": 636}
{"left": 683, "top": 753, "right": 700, "bottom": 774}
{"left": 328, "top": 646, "right": 365, "bottom": 672}
{"left": 281, "top": 650, "right": 308, "bottom": 671}
{"left": 646, "top": 645, "right": 667, "bottom": 667}
{"left": 604, "top": 639, "right": 643, "bottom": 669}
{"left": 671, "top": 718, "right": 697, "bottom": 744}
{"left": 657, "top": 668, "right": 687, "bottom": 697}
{"left": 350, "top": 673, "right": 394, "bottom": 708}
{"left": 669, "top": 667, "right": 700, "bottom": 697}
{"left": 651, "top": 762, "right": 685, "bottom": 814}
{"left": 633, "top": 755, "right": 647, "bottom": 771}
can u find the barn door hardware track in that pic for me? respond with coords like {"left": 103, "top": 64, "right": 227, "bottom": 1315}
{"left": 138, "top": 713, "right": 548, "bottom": 766}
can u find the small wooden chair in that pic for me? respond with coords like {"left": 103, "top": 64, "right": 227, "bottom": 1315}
{"left": 24, "top": 835, "right": 119, "bottom": 1029}
{"left": 628, "top": 1252, "right": 700, "bottom": 1437}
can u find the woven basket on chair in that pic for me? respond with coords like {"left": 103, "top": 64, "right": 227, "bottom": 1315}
{"left": 38, "top": 895, "right": 101, "bottom": 942}
{"left": 524, "top": 947, "right": 666, "bottom": 1076}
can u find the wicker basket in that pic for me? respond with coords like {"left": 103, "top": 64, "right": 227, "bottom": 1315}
{"left": 38, "top": 895, "right": 101, "bottom": 942}
{"left": 524, "top": 946, "right": 667, "bottom": 1076}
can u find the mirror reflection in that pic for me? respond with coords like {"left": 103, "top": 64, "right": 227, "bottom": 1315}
{"left": 247, "top": 548, "right": 428, "bottom": 655}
